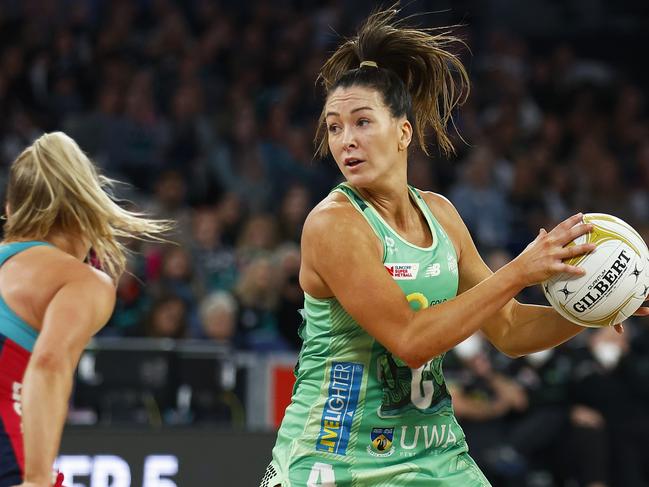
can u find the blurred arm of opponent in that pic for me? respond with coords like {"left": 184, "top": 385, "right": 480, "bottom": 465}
{"left": 17, "top": 268, "right": 115, "bottom": 487}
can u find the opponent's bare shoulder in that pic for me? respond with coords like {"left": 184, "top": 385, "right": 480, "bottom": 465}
{"left": 35, "top": 246, "right": 113, "bottom": 288}
{"left": 39, "top": 248, "right": 116, "bottom": 327}
{"left": 56, "top": 254, "right": 114, "bottom": 303}
{"left": 0, "top": 245, "right": 115, "bottom": 329}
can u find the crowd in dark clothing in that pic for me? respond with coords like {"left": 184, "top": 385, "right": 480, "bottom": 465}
{"left": 1, "top": 2, "right": 649, "bottom": 485}
{"left": 445, "top": 322, "right": 649, "bottom": 487}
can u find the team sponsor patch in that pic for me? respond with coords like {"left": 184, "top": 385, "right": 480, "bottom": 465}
{"left": 367, "top": 427, "right": 395, "bottom": 457}
{"left": 385, "top": 263, "right": 419, "bottom": 280}
{"left": 316, "top": 362, "right": 364, "bottom": 455}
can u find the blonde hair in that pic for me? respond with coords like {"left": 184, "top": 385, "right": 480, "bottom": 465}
{"left": 315, "top": 6, "right": 470, "bottom": 157}
{"left": 4, "top": 132, "right": 171, "bottom": 280}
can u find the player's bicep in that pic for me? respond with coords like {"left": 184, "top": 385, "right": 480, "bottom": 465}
{"left": 303, "top": 209, "right": 413, "bottom": 354}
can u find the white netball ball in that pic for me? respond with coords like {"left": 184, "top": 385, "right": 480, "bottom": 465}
{"left": 542, "top": 213, "right": 649, "bottom": 327}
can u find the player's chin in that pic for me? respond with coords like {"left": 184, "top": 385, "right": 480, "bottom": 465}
{"left": 343, "top": 170, "right": 375, "bottom": 188}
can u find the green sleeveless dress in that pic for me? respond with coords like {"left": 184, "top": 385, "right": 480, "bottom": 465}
{"left": 261, "top": 184, "right": 491, "bottom": 487}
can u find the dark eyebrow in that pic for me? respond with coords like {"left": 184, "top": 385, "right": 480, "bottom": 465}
{"left": 325, "top": 106, "right": 375, "bottom": 118}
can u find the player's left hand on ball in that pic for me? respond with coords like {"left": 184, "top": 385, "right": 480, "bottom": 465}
{"left": 514, "top": 213, "right": 595, "bottom": 286}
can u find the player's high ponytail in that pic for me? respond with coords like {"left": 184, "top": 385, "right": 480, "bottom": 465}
{"left": 315, "top": 6, "right": 469, "bottom": 157}
{"left": 4, "top": 131, "right": 171, "bottom": 281}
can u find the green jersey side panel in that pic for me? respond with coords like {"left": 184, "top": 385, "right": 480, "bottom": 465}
{"left": 267, "top": 184, "right": 491, "bottom": 487}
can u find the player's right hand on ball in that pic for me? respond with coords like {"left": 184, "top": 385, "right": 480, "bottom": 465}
{"left": 510, "top": 213, "right": 595, "bottom": 286}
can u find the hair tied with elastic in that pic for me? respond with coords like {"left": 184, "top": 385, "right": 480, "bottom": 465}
{"left": 359, "top": 60, "right": 378, "bottom": 69}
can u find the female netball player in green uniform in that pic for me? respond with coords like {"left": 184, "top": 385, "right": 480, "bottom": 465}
{"left": 261, "top": 8, "right": 648, "bottom": 487}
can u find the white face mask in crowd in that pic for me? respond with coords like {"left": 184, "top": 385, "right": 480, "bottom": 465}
{"left": 592, "top": 342, "right": 623, "bottom": 370}
{"left": 525, "top": 349, "right": 553, "bottom": 367}
{"left": 454, "top": 334, "right": 483, "bottom": 360}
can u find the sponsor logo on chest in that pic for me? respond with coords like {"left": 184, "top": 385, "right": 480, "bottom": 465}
{"left": 385, "top": 263, "right": 419, "bottom": 280}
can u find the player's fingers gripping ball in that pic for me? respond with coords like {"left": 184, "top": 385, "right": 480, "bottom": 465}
{"left": 542, "top": 213, "right": 649, "bottom": 327}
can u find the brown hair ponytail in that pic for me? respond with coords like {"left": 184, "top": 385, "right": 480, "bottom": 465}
{"left": 315, "top": 7, "right": 470, "bottom": 157}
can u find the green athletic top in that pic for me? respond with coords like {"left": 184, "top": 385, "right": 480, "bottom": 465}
{"left": 263, "top": 184, "right": 490, "bottom": 487}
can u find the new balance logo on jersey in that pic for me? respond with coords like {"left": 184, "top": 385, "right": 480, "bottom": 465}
{"left": 424, "top": 264, "right": 441, "bottom": 277}
{"left": 385, "top": 264, "right": 419, "bottom": 280}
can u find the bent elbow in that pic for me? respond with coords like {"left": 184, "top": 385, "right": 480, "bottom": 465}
{"left": 491, "top": 342, "right": 523, "bottom": 359}
{"left": 399, "top": 352, "right": 426, "bottom": 369}
{"left": 394, "top": 339, "right": 435, "bottom": 370}
{"left": 502, "top": 349, "right": 523, "bottom": 359}
{"left": 30, "top": 350, "right": 70, "bottom": 375}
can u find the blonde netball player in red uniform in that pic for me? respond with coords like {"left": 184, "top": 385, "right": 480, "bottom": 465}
{"left": 0, "top": 132, "right": 168, "bottom": 487}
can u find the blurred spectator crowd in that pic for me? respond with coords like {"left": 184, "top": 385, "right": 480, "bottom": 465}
{"left": 1, "top": 0, "right": 649, "bottom": 349}
{"left": 1, "top": 1, "right": 649, "bottom": 485}
{"left": 446, "top": 325, "right": 649, "bottom": 487}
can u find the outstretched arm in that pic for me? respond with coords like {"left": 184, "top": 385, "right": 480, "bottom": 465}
{"left": 17, "top": 270, "right": 115, "bottom": 487}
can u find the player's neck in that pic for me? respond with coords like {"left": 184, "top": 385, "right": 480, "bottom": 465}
{"left": 45, "top": 232, "right": 90, "bottom": 261}
{"left": 356, "top": 183, "right": 417, "bottom": 230}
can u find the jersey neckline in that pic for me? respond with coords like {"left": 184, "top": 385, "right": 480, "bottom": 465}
{"left": 341, "top": 183, "right": 439, "bottom": 252}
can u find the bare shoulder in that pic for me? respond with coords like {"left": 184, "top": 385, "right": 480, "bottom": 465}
{"left": 303, "top": 192, "right": 376, "bottom": 244}
{"left": 417, "top": 190, "right": 466, "bottom": 233}
{"left": 43, "top": 252, "right": 116, "bottom": 329}
{"left": 41, "top": 247, "right": 114, "bottom": 290}
{"left": 40, "top": 250, "right": 116, "bottom": 311}
{"left": 66, "top": 266, "right": 117, "bottom": 322}
{"left": 0, "top": 245, "right": 116, "bottom": 329}
{"left": 81, "top": 266, "right": 116, "bottom": 294}
{"left": 300, "top": 192, "right": 383, "bottom": 297}
{"left": 416, "top": 189, "right": 474, "bottom": 261}
{"left": 417, "top": 190, "right": 461, "bottom": 220}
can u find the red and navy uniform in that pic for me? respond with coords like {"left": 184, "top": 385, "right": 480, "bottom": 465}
{"left": 0, "top": 242, "right": 51, "bottom": 487}
{"left": 0, "top": 336, "right": 29, "bottom": 486}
